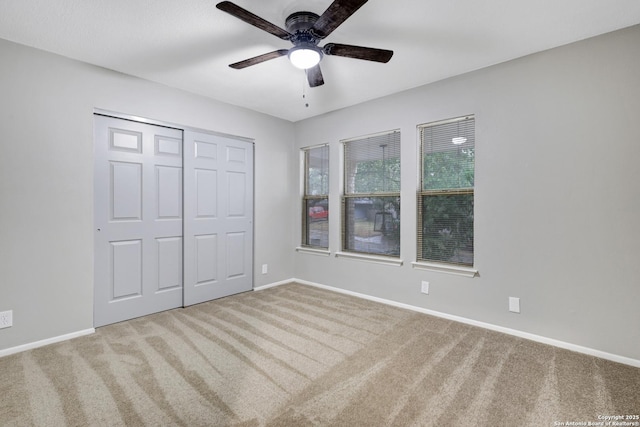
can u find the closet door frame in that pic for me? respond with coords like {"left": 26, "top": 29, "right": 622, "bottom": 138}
{"left": 93, "top": 109, "right": 255, "bottom": 327}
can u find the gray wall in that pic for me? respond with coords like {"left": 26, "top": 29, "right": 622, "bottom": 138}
{"left": 292, "top": 25, "right": 640, "bottom": 361}
{"left": 0, "top": 38, "right": 296, "bottom": 351}
{"left": 2, "top": 25, "right": 639, "bottom": 363}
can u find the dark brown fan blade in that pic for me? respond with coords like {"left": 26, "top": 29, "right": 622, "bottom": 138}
{"left": 311, "top": 0, "right": 368, "bottom": 39}
{"left": 216, "top": 2, "right": 291, "bottom": 40}
{"left": 306, "top": 65, "right": 325, "bottom": 87}
{"left": 229, "top": 49, "right": 289, "bottom": 69}
{"left": 323, "top": 43, "right": 393, "bottom": 63}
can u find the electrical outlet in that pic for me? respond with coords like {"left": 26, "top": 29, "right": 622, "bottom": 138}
{"left": 261, "top": 264, "right": 268, "bottom": 274}
{"left": 509, "top": 297, "right": 520, "bottom": 313}
{"left": 421, "top": 281, "right": 429, "bottom": 294}
{"left": 0, "top": 310, "right": 13, "bottom": 329}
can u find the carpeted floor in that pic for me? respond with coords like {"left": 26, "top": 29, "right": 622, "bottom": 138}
{"left": 1, "top": 282, "right": 639, "bottom": 426}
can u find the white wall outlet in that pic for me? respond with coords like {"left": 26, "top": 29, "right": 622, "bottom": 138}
{"left": 261, "top": 264, "right": 268, "bottom": 275}
{"left": 421, "top": 281, "right": 429, "bottom": 294}
{"left": 0, "top": 310, "right": 13, "bottom": 329}
{"left": 509, "top": 297, "right": 520, "bottom": 313}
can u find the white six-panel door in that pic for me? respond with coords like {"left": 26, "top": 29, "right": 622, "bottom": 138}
{"left": 183, "top": 130, "right": 254, "bottom": 306}
{"left": 94, "top": 115, "right": 254, "bottom": 326}
{"left": 94, "top": 115, "right": 184, "bottom": 327}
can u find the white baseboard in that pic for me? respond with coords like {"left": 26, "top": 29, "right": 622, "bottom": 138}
{"left": 258, "top": 278, "right": 640, "bottom": 369}
{"left": 253, "top": 278, "right": 297, "bottom": 291}
{"left": 0, "top": 328, "right": 95, "bottom": 358}
{"left": 0, "top": 281, "right": 292, "bottom": 358}
{"left": 5, "top": 280, "right": 638, "bottom": 368}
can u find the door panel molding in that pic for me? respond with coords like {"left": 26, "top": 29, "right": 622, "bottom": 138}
{"left": 183, "top": 130, "right": 254, "bottom": 306}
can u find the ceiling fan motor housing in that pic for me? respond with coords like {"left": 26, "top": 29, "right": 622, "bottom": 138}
{"left": 286, "top": 12, "right": 321, "bottom": 45}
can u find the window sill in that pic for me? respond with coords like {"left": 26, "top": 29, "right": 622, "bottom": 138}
{"left": 335, "top": 251, "right": 403, "bottom": 267}
{"left": 411, "top": 261, "right": 478, "bottom": 278}
{"left": 296, "top": 247, "right": 331, "bottom": 256}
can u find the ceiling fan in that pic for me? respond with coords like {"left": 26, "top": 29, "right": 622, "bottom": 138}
{"left": 216, "top": 0, "right": 393, "bottom": 87}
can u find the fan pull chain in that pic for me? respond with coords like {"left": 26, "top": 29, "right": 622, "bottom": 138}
{"left": 302, "top": 71, "right": 309, "bottom": 108}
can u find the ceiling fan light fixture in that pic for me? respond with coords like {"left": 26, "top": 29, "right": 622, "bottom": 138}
{"left": 216, "top": 1, "right": 394, "bottom": 87}
{"left": 288, "top": 45, "right": 322, "bottom": 69}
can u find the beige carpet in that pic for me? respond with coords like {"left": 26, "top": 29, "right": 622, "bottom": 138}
{"left": 1, "top": 283, "right": 638, "bottom": 426}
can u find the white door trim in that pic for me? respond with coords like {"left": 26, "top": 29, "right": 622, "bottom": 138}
{"left": 93, "top": 109, "right": 254, "bottom": 143}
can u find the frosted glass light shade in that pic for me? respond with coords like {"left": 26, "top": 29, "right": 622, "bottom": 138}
{"left": 289, "top": 47, "right": 321, "bottom": 69}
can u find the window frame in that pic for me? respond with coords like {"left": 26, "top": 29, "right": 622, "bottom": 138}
{"left": 301, "top": 144, "right": 330, "bottom": 250}
{"left": 416, "top": 115, "right": 476, "bottom": 272}
{"left": 341, "top": 130, "right": 401, "bottom": 258}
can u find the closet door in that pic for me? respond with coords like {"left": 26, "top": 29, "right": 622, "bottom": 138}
{"left": 94, "top": 115, "right": 183, "bottom": 327}
{"left": 183, "top": 130, "right": 254, "bottom": 306}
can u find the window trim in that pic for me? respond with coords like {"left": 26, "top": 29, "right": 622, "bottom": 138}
{"left": 296, "top": 246, "right": 331, "bottom": 256}
{"left": 411, "top": 261, "right": 478, "bottom": 277}
{"left": 336, "top": 251, "right": 403, "bottom": 267}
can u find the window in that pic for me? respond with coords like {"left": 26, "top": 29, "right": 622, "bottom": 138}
{"left": 342, "top": 130, "right": 400, "bottom": 257}
{"left": 302, "top": 145, "right": 329, "bottom": 248}
{"left": 418, "top": 116, "right": 475, "bottom": 266}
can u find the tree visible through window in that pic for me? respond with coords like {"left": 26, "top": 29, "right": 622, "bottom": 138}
{"left": 302, "top": 145, "right": 329, "bottom": 248}
{"left": 418, "top": 116, "right": 474, "bottom": 266}
{"left": 343, "top": 130, "right": 400, "bottom": 257}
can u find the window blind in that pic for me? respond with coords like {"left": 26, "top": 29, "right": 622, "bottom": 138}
{"left": 305, "top": 145, "right": 329, "bottom": 196}
{"left": 342, "top": 130, "right": 401, "bottom": 257}
{"left": 302, "top": 145, "right": 329, "bottom": 248}
{"left": 344, "top": 131, "right": 401, "bottom": 194}
{"left": 418, "top": 116, "right": 474, "bottom": 266}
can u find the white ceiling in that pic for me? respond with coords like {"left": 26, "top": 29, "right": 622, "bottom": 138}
{"left": 1, "top": 0, "right": 639, "bottom": 122}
